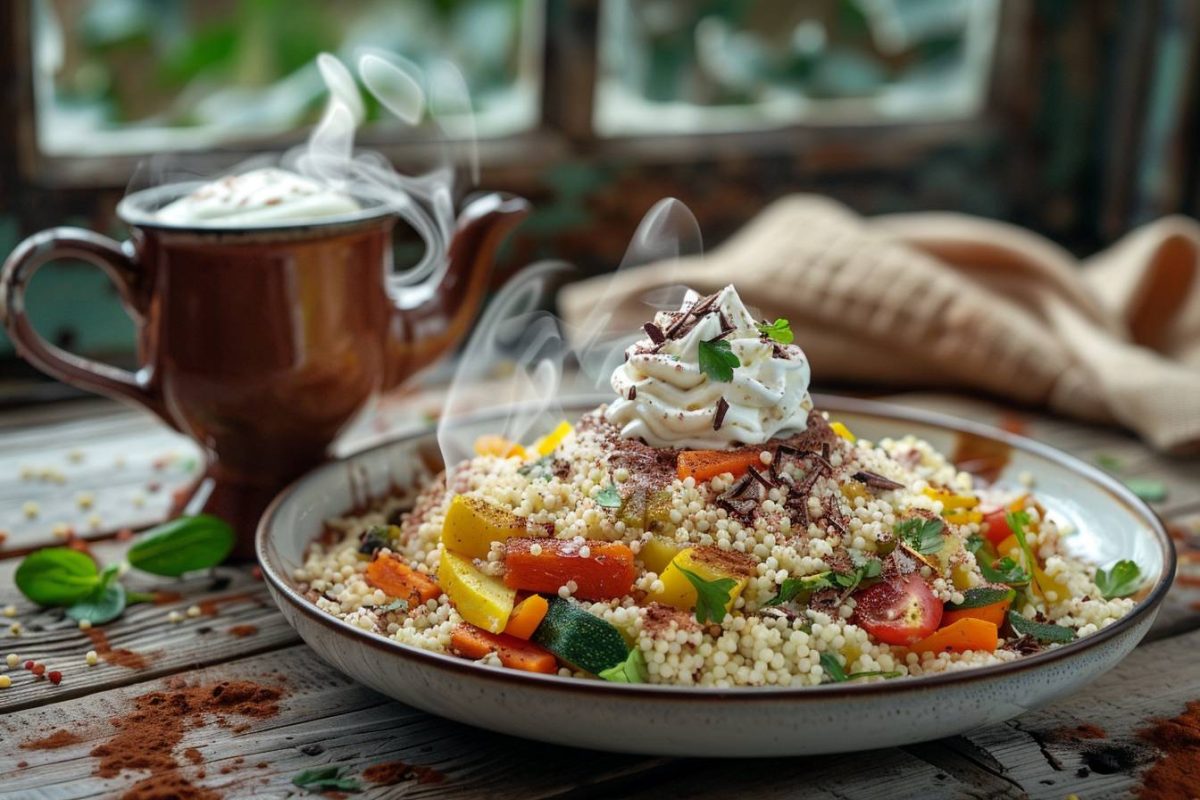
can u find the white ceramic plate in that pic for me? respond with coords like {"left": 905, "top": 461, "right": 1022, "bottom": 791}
{"left": 257, "top": 395, "right": 1175, "bottom": 757}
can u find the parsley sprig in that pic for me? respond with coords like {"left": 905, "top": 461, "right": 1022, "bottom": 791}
{"left": 819, "top": 652, "right": 903, "bottom": 683}
{"left": 676, "top": 566, "right": 737, "bottom": 623}
{"left": 758, "top": 318, "right": 794, "bottom": 344}
{"left": 966, "top": 535, "right": 1030, "bottom": 586}
{"left": 698, "top": 339, "right": 740, "bottom": 382}
{"left": 1095, "top": 560, "right": 1142, "bottom": 599}
{"left": 765, "top": 555, "right": 882, "bottom": 606}
{"left": 895, "top": 517, "right": 945, "bottom": 556}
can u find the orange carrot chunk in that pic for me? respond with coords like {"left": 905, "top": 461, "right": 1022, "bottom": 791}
{"left": 677, "top": 450, "right": 763, "bottom": 483}
{"left": 504, "top": 594, "right": 550, "bottom": 640}
{"left": 450, "top": 623, "right": 558, "bottom": 674}
{"left": 503, "top": 539, "right": 636, "bottom": 601}
{"left": 909, "top": 618, "right": 999, "bottom": 655}
{"left": 365, "top": 554, "right": 441, "bottom": 606}
{"left": 941, "top": 599, "right": 1011, "bottom": 628}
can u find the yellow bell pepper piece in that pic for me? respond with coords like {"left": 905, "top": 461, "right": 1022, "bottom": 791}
{"left": 841, "top": 482, "right": 869, "bottom": 503}
{"left": 923, "top": 487, "right": 980, "bottom": 510}
{"left": 648, "top": 547, "right": 752, "bottom": 614}
{"left": 830, "top": 421, "right": 856, "bottom": 443}
{"left": 438, "top": 549, "right": 516, "bottom": 633}
{"left": 638, "top": 536, "right": 684, "bottom": 575}
{"left": 441, "top": 494, "right": 535, "bottom": 560}
{"left": 945, "top": 510, "right": 984, "bottom": 525}
{"left": 532, "top": 421, "right": 573, "bottom": 456}
{"left": 474, "top": 435, "right": 526, "bottom": 459}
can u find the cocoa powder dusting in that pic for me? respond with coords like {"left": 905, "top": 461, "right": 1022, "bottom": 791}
{"left": 85, "top": 628, "right": 152, "bottom": 670}
{"left": 1136, "top": 699, "right": 1200, "bottom": 800}
{"left": 364, "top": 760, "right": 445, "bottom": 785}
{"left": 227, "top": 625, "right": 258, "bottom": 638}
{"left": 21, "top": 729, "right": 83, "bottom": 750}
{"left": 90, "top": 678, "right": 283, "bottom": 800}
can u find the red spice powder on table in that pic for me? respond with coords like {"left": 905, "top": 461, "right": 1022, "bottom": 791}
{"left": 20, "top": 729, "right": 83, "bottom": 750}
{"left": 90, "top": 677, "right": 283, "bottom": 800}
{"left": 227, "top": 625, "right": 258, "bottom": 638}
{"left": 85, "top": 628, "right": 153, "bottom": 670}
{"left": 1136, "top": 699, "right": 1200, "bottom": 800}
{"left": 363, "top": 760, "right": 446, "bottom": 785}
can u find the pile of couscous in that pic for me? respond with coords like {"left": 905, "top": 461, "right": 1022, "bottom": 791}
{"left": 294, "top": 286, "right": 1141, "bottom": 687}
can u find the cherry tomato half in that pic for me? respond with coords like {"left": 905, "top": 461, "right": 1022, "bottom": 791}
{"left": 981, "top": 508, "right": 1014, "bottom": 546}
{"left": 853, "top": 574, "right": 943, "bottom": 646}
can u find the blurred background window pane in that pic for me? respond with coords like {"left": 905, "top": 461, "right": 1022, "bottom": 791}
{"left": 31, "top": 0, "right": 544, "bottom": 157}
{"left": 594, "top": 0, "right": 1000, "bottom": 136}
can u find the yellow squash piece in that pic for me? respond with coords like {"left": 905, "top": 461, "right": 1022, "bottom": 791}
{"left": 841, "top": 482, "right": 869, "bottom": 503}
{"left": 532, "top": 421, "right": 573, "bottom": 456}
{"left": 474, "top": 435, "right": 527, "bottom": 459}
{"left": 438, "top": 549, "right": 516, "bottom": 633}
{"left": 944, "top": 509, "right": 984, "bottom": 525}
{"left": 441, "top": 494, "right": 535, "bottom": 559}
{"left": 996, "top": 533, "right": 1070, "bottom": 602}
{"left": 923, "top": 487, "right": 980, "bottom": 510}
{"left": 648, "top": 547, "right": 753, "bottom": 614}
{"left": 638, "top": 536, "right": 684, "bottom": 575}
{"left": 830, "top": 421, "right": 856, "bottom": 443}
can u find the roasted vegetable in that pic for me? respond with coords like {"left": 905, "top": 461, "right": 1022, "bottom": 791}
{"left": 676, "top": 450, "right": 762, "bottom": 483}
{"left": 441, "top": 494, "right": 540, "bottom": 560}
{"left": 473, "top": 435, "right": 526, "bottom": 459}
{"left": 531, "top": 421, "right": 573, "bottom": 456}
{"left": 504, "top": 594, "right": 550, "bottom": 640}
{"left": 365, "top": 554, "right": 440, "bottom": 606}
{"left": 647, "top": 546, "right": 753, "bottom": 615}
{"left": 909, "top": 617, "right": 998, "bottom": 655}
{"left": 503, "top": 538, "right": 636, "bottom": 601}
{"left": 941, "top": 586, "right": 1015, "bottom": 627}
{"left": 531, "top": 597, "right": 630, "bottom": 675}
{"left": 438, "top": 549, "right": 516, "bottom": 633}
{"left": 637, "top": 535, "right": 684, "bottom": 575}
{"left": 451, "top": 623, "right": 557, "bottom": 674}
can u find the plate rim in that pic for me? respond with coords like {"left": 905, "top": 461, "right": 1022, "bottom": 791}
{"left": 256, "top": 393, "right": 1176, "bottom": 700}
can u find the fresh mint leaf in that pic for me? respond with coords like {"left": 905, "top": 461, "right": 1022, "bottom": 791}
{"left": 1124, "top": 479, "right": 1167, "bottom": 503}
{"left": 599, "top": 647, "right": 647, "bottom": 683}
{"left": 67, "top": 581, "right": 127, "bottom": 625}
{"left": 758, "top": 318, "right": 794, "bottom": 344}
{"left": 676, "top": 565, "right": 737, "bottom": 624}
{"left": 1095, "top": 560, "right": 1141, "bottom": 599}
{"left": 895, "top": 517, "right": 946, "bottom": 555}
{"left": 127, "top": 515, "right": 235, "bottom": 577}
{"left": 292, "top": 766, "right": 362, "bottom": 793}
{"left": 1008, "top": 611, "right": 1076, "bottom": 644}
{"left": 595, "top": 485, "right": 623, "bottom": 508}
{"left": 14, "top": 548, "right": 101, "bottom": 606}
{"left": 946, "top": 586, "right": 1015, "bottom": 611}
{"left": 698, "top": 338, "right": 740, "bottom": 383}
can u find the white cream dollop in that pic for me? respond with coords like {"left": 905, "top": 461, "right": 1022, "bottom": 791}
{"left": 156, "top": 168, "right": 360, "bottom": 226}
{"left": 605, "top": 285, "right": 812, "bottom": 449}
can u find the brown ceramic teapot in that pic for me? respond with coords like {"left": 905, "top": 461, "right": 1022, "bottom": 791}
{"left": 0, "top": 186, "right": 528, "bottom": 556}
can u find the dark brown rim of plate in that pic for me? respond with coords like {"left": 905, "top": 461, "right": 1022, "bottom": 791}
{"left": 257, "top": 393, "right": 1177, "bottom": 701}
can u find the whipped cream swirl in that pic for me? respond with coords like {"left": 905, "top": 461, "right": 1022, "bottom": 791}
{"left": 605, "top": 285, "right": 812, "bottom": 449}
{"left": 156, "top": 168, "right": 360, "bottom": 226}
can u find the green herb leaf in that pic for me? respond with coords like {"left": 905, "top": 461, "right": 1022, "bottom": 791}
{"left": 1094, "top": 454, "right": 1123, "bottom": 471}
{"left": 1008, "top": 611, "right": 1076, "bottom": 644}
{"left": 126, "top": 515, "right": 235, "bottom": 577}
{"left": 757, "top": 318, "right": 794, "bottom": 344}
{"left": 1006, "top": 510, "right": 1047, "bottom": 591}
{"left": 599, "top": 647, "right": 647, "bottom": 683}
{"left": 945, "top": 586, "right": 1015, "bottom": 611}
{"left": 517, "top": 454, "right": 554, "bottom": 479}
{"left": 697, "top": 339, "right": 740, "bottom": 383}
{"left": 765, "top": 572, "right": 836, "bottom": 606}
{"left": 1095, "top": 560, "right": 1142, "bottom": 599}
{"left": 378, "top": 599, "right": 409, "bottom": 613}
{"left": 965, "top": 534, "right": 985, "bottom": 554}
{"left": 292, "top": 766, "right": 362, "bottom": 793}
{"left": 67, "top": 581, "right": 127, "bottom": 625}
{"left": 14, "top": 548, "right": 101, "bottom": 606}
{"left": 595, "top": 485, "right": 623, "bottom": 508}
{"left": 126, "top": 591, "right": 157, "bottom": 605}
{"left": 895, "top": 517, "right": 946, "bottom": 555}
{"left": 676, "top": 566, "right": 737, "bottom": 624}
{"left": 819, "top": 652, "right": 902, "bottom": 683}
{"left": 981, "top": 556, "right": 1031, "bottom": 586}
{"left": 1124, "top": 478, "right": 1167, "bottom": 503}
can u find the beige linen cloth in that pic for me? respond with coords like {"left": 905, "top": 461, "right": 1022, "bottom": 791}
{"left": 559, "top": 196, "right": 1200, "bottom": 453}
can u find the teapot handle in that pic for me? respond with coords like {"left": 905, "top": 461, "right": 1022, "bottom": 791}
{"left": 0, "top": 228, "right": 175, "bottom": 427}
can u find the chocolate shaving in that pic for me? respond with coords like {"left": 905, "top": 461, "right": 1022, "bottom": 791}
{"left": 717, "top": 309, "right": 732, "bottom": 333}
{"left": 746, "top": 465, "right": 775, "bottom": 490}
{"left": 643, "top": 323, "right": 665, "bottom": 344}
{"left": 852, "top": 470, "right": 905, "bottom": 491}
{"left": 772, "top": 344, "right": 790, "bottom": 360}
{"left": 628, "top": 386, "right": 637, "bottom": 401}
{"left": 713, "top": 397, "right": 730, "bottom": 431}
{"left": 689, "top": 292, "right": 719, "bottom": 316}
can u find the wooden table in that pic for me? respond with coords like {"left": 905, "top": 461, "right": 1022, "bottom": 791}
{"left": 1, "top": 392, "right": 1197, "bottom": 799}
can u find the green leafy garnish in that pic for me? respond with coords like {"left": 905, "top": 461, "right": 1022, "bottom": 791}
{"left": 517, "top": 454, "right": 554, "bottom": 479}
{"left": 1008, "top": 611, "right": 1077, "bottom": 644}
{"left": 757, "top": 318, "right": 794, "bottom": 344}
{"left": 292, "top": 766, "right": 362, "bottom": 793}
{"left": 895, "top": 517, "right": 946, "bottom": 555}
{"left": 378, "top": 599, "right": 409, "bottom": 613}
{"left": 599, "top": 647, "right": 647, "bottom": 683}
{"left": 595, "top": 485, "right": 623, "bottom": 508}
{"left": 834, "top": 554, "right": 883, "bottom": 593}
{"left": 766, "top": 556, "right": 882, "bottom": 606}
{"left": 127, "top": 514, "right": 235, "bottom": 577}
{"left": 1094, "top": 454, "right": 1123, "bottom": 471}
{"left": 697, "top": 338, "right": 740, "bottom": 382}
{"left": 676, "top": 566, "right": 737, "bottom": 624}
{"left": 966, "top": 536, "right": 1030, "bottom": 586}
{"left": 67, "top": 581, "right": 127, "bottom": 625}
{"left": 819, "top": 652, "right": 903, "bottom": 683}
{"left": 14, "top": 548, "right": 102, "bottom": 606}
{"left": 1095, "top": 560, "right": 1142, "bottom": 599}
{"left": 1124, "top": 479, "right": 1167, "bottom": 503}
{"left": 1006, "top": 510, "right": 1049, "bottom": 594}
{"left": 945, "top": 586, "right": 1015, "bottom": 611}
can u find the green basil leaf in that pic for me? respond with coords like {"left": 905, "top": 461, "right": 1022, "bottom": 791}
{"left": 14, "top": 548, "right": 101, "bottom": 606}
{"left": 595, "top": 486, "right": 622, "bottom": 509}
{"left": 895, "top": 517, "right": 945, "bottom": 555}
{"left": 1095, "top": 559, "right": 1142, "bottom": 599}
{"left": 697, "top": 339, "right": 740, "bottom": 383}
{"left": 676, "top": 566, "right": 736, "bottom": 624}
{"left": 292, "top": 766, "right": 362, "bottom": 793}
{"left": 946, "top": 586, "right": 1015, "bottom": 611}
{"left": 1008, "top": 611, "right": 1076, "bottom": 644}
{"left": 766, "top": 572, "right": 835, "bottom": 606}
{"left": 599, "top": 647, "right": 647, "bottom": 683}
{"left": 67, "top": 581, "right": 127, "bottom": 625}
{"left": 127, "top": 514, "right": 235, "bottom": 577}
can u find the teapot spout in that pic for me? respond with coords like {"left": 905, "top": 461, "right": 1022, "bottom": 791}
{"left": 384, "top": 192, "right": 530, "bottom": 389}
